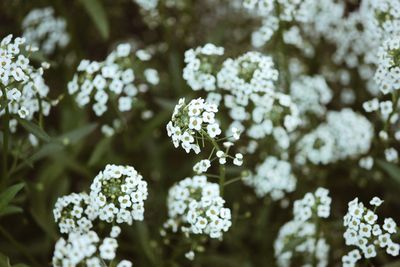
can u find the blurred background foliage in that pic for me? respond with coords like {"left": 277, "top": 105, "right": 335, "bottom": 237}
{"left": 0, "top": 0, "right": 400, "bottom": 266}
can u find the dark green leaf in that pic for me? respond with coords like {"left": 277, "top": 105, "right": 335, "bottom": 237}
{"left": 0, "top": 252, "right": 11, "bottom": 267}
{"left": 79, "top": 0, "right": 109, "bottom": 39}
{"left": 384, "top": 260, "right": 400, "bottom": 267}
{"left": 12, "top": 143, "right": 63, "bottom": 174}
{"left": 0, "top": 183, "right": 25, "bottom": 213}
{"left": 16, "top": 117, "right": 52, "bottom": 143}
{"left": 88, "top": 137, "right": 112, "bottom": 166}
{"left": 377, "top": 159, "right": 400, "bottom": 185}
{"left": 57, "top": 123, "right": 98, "bottom": 144}
{"left": 0, "top": 205, "right": 23, "bottom": 217}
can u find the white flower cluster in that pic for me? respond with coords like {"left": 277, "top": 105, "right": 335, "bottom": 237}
{"left": 22, "top": 7, "right": 69, "bottom": 55}
{"left": 343, "top": 197, "right": 400, "bottom": 266}
{"left": 0, "top": 34, "right": 52, "bottom": 122}
{"left": 274, "top": 188, "right": 331, "bottom": 267}
{"left": 52, "top": 228, "right": 132, "bottom": 267}
{"left": 183, "top": 43, "right": 224, "bottom": 91}
{"left": 293, "top": 187, "right": 331, "bottom": 222}
{"left": 90, "top": 164, "right": 148, "bottom": 224}
{"left": 68, "top": 43, "right": 157, "bottom": 117}
{"left": 53, "top": 164, "right": 146, "bottom": 265}
{"left": 164, "top": 175, "right": 232, "bottom": 239}
{"left": 251, "top": 16, "right": 279, "bottom": 47}
{"left": 166, "top": 98, "right": 221, "bottom": 154}
{"left": 53, "top": 192, "right": 97, "bottom": 234}
{"left": 217, "top": 51, "right": 278, "bottom": 97}
{"left": 375, "top": 37, "right": 400, "bottom": 95}
{"left": 290, "top": 75, "right": 332, "bottom": 116}
{"left": 244, "top": 0, "right": 326, "bottom": 48}
{"left": 243, "top": 156, "right": 296, "bottom": 200}
{"left": 243, "top": 91, "right": 300, "bottom": 146}
{"left": 370, "top": 0, "right": 400, "bottom": 36}
{"left": 297, "top": 109, "right": 373, "bottom": 165}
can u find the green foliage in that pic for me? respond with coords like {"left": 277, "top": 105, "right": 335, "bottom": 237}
{"left": 79, "top": 0, "right": 110, "bottom": 39}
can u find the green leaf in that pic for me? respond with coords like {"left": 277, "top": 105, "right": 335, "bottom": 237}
{"left": 88, "top": 137, "right": 112, "bottom": 166}
{"left": 12, "top": 143, "right": 63, "bottom": 174}
{"left": 0, "top": 183, "right": 25, "bottom": 213}
{"left": 384, "top": 260, "right": 400, "bottom": 267}
{"left": 0, "top": 252, "right": 11, "bottom": 267}
{"left": 0, "top": 205, "right": 23, "bottom": 217}
{"left": 377, "top": 159, "right": 400, "bottom": 185}
{"left": 79, "top": 0, "right": 109, "bottom": 39}
{"left": 16, "top": 117, "right": 52, "bottom": 143}
{"left": 57, "top": 123, "right": 98, "bottom": 145}
{"left": 0, "top": 97, "right": 8, "bottom": 112}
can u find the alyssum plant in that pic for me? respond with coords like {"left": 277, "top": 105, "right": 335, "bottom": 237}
{"left": 1, "top": 0, "right": 400, "bottom": 266}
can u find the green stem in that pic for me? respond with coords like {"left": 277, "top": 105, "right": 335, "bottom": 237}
{"left": 1, "top": 86, "right": 9, "bottom": 189}
{"left": 224, "top": 176, "right": 243, "bottom": 187}
{"left": 312, "top": 215, "right": 320, "bottom": 267}
{"left": 201, "top": 130, "right": 226, "bottom": 196}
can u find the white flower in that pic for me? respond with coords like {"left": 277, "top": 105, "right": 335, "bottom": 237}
{"left": 185, "top": 251, "right": 195, "bottom": 261}
{"left": 233, "top": 153, "right": 243, "bottom": 166}
{"left": 216, "top": 150, "right": 226, "bottom": 165}
{"left": 193, "top": 159, "right": 211, "bottom": 174}
{"left": 383, "top": 218, "right": 397, "bottom": 234}
{"left": 370, "top": 197, "right": 384, "bottom": 207}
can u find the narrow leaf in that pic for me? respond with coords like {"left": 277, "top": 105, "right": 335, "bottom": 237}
{"left": 57, "top": 123, "right": 98, "bottom": 144}
{"left": 377, "top": 159, "right": 400, "bottom": 185}
{"left": 16, "top": 117, "right": 52, "bottom": 143}
{"left": 80, "top": 0, "right": 109, "bottom": 39}
{"left": 0, "top": 183, "right": 25, "bottom": 212}
{"left": 88, "top": 137, "right": 112, "bottom": 166}
{"left": 0, "top": 205, "right": 23, "bottom": 217}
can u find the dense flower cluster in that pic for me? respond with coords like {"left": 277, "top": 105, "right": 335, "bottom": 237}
{"left": 274, "top": 188, "right": 331, "bottom": 267}
{"left": 4, "top": 0, "right": 400, "bottom": 266}
{"left": 90, "top": 164, "right": 148, "bottom": 224}
{"left": 0, "top": 34, "right": 52, "bottom": 123}
{"left": 293, "top": 187, "right": 331, "bottom": 222}
{"left": 22, "top": 7, "right": 69, "bottom": 55}
{"left": 244, "top": 156, "right": 296, "bottom": 200}
{"left": 297, "top": 109, "right": 373, "bottom": 164}
{"left": 217, "top": 51, "right": 278, "bottom": 97}
{"left": 68, "top": 43, "right": 158, "bottom": 117}
{"left": 53, "top": 192, "right": 96, "bottom": 234}
{"left": 183, "top": 43, "right": 224, "bottom": 91}
{"left": 166, "top": 98, "right": 221, "bottom": 154}
{"left": 342, "top": 197, "right": 400, "bottom": 266}
{"left": 164, "top": 175, "right": 232, "bottom": 239}
{"left": 290, "top": 75, "right": 332, "bottom": 117}
{"left": 52, "top": 228, "right": 132, "bottom": 267}
{"left": 375, "top": 37, "right": 400, "bottom": 95}
{"left": 52, "top": 164, "right": 147, "bottom": 265}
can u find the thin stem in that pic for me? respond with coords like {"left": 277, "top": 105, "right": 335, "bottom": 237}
{"left": 1, "top": 86, "right": 10, "bottom": 189}
{"left": 200, "top": 129, "right": 226, "bottom": 196}
{"left": 312, "top": 214, "right": 320, "bottom": 267}
{"left": 224, "top": 176, "right": 243, "bottom": 187}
